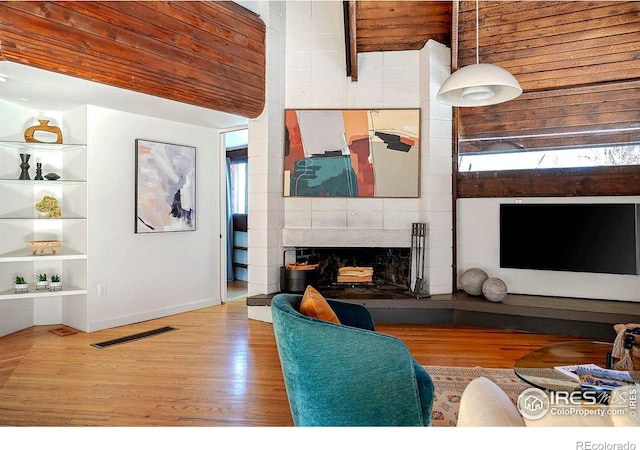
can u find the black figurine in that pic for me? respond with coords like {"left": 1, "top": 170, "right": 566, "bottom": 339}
{"left": 18, "top": 153, "right": 31, "bottom": 180}
{"left": 34, "top": 162, "right": 44, "bottom": 180}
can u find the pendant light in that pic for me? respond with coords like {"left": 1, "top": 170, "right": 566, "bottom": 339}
{"left": 436, "top": 0, "right": 522, "bottom": 107}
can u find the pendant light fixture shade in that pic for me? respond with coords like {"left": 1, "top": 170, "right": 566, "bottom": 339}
{"left": 436, "top": 63, "right": 522, "bottom": 107}
{"left": 436, "top": 0, "right": 522, "bottom": 107}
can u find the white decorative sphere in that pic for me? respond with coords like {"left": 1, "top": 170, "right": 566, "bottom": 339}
{"left": 482, "top": 278, "right": 508, "bottom": 302}
{"left": 460, "top": 268, "right": 489, "bottom": 296}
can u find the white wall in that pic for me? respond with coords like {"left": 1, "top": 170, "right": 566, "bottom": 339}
{"left": 278, "top": 0, "right": 453, "bottom": 295}
{"left": 458, "top": 197, "right": 640, "bottom": 302}
{"left": 85, "top": 106, "right": 222, "bottom": 331}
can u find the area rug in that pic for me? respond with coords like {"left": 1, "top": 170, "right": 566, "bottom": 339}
{"left": 424, "top": 365, "right": 529, "bottom": 427}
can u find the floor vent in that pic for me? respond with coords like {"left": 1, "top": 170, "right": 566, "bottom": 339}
{"left": 91, "top": 326, "right": 177, "bottom": 349}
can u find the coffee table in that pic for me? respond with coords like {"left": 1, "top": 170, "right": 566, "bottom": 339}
{"left": 514, "top": 340, "right": 640, "bottom": 392}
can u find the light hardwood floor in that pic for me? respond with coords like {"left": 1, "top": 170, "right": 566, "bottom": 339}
{"left": 227, "top": 280, "right": 247, "bottom": 301}
{"left": 0, "top": 300, "right": 590, "bottom": 426}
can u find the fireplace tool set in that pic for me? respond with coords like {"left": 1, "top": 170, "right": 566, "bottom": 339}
{"left": 405, "top": 222, "right": 430, "bottom": 298}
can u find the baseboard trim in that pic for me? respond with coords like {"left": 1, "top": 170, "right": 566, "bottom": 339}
{"left": 87, "top": 298, "right": 219, "bottom": 332}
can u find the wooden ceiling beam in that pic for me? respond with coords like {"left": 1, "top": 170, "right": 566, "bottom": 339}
{"left": 346, "top": 0, "right": 358, "bottom": 82}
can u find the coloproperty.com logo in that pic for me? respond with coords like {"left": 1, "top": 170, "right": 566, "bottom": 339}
{"left": 517, "top": 386, "right": 638, "bottom": 420}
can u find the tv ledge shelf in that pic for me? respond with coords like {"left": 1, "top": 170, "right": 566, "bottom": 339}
{"left": 247, "top": 291, "right": 640, "bottom": 340}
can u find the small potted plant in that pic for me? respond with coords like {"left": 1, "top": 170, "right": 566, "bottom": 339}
{"left": 49, "top": 274, "right": 62, "bottom": 291}
{"left": 14, "top": 276, "right": 28, "bottom": 293}
{"left": 36, "top": 273, "right": 48, "bottom": 290}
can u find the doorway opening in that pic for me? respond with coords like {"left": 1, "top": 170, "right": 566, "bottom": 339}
{"left": 223, "top": 128, "right": 248, "bottom": 301}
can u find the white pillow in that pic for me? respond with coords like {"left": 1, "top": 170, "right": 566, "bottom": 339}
{"left": 457, "top": 376, "right": 525, "bottom": 427}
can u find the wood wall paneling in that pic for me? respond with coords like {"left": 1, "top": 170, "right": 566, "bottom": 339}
{"left": 0, "top": 1, "right": 266, "bottom": 119}
{"left": 459, "top": 80, "right": 640, "bottom": 152}
{"left": 457, "top": 165, "right": 640, "bottom": 198}
{"left": 457, "top": 1, "right": 640, "bottom": 91}
{"left": 456, "top": 1, "right": 640, "bottom": 198}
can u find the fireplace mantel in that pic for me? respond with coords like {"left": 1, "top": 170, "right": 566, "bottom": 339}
{"left": 282, "top": 228, "right": 411, "bottom": 248}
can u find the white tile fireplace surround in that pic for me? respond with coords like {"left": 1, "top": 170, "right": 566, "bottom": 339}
{"left": 282, "top": 228, "right": 412, "bottom": 248}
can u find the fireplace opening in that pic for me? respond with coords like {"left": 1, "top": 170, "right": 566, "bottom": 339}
{"left": 286, "top": 247, "right": 411, "bottom": 299}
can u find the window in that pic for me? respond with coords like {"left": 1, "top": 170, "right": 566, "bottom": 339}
{"left": 224, "top": 129, "right": 248, "bottom": 214}
{"left": 458, "top": 144, "right": 640, "bottom": 173}
{"left": 229, "top": 161, "right": 247, "bottom": 215}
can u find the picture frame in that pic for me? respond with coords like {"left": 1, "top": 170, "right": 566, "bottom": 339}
{"left": 283, "top": 108, "right": 420, "bottom": 198}
{"left": 135, "top": 139, "right": 196, "bottom": 233}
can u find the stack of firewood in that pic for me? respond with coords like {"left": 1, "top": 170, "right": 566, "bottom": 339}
{"left": 337, "top": 266, "right": 373, "bottom": 283}
{"left": 285, "top": 262, "right": 319, "bottom": 271}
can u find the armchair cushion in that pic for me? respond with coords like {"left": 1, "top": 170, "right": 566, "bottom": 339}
{"left": 299, "top": 285, "right": 340, "bottom": 324}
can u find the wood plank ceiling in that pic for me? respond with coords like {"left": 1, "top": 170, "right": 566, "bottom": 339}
{"left": 0, "top": 1, "right": 266, "bottom": 119}
{"left": 354, "top": 1, "right": 452, "bottom": 52}
{"left": 347, "top": 1, "right": 452, "bottom": 81}
{"left": 349, "top": 1, "right": 640, "bottom": 92}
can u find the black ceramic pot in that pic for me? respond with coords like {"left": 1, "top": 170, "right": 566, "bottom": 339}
{"left": 281, "top": 267, "right": 317, "bottom": 294}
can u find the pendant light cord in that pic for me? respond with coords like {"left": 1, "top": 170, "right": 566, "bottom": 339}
{"left": 475, "top": 0, "right": 480, "bottom": 65}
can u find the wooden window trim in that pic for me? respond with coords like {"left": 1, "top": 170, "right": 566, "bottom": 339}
{"left": 457, "top": 165, "right": 640, "bottom": 198}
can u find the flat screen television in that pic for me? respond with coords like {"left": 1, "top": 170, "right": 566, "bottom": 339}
{"left": 500, "top": 203, "right": 639, "bottom": 275}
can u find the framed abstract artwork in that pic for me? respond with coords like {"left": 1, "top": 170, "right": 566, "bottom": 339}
{"left": 135, "top": 139, "right": 196, "bottom": 233}
{"left": 284, "top": 109, "right": 420, "bottom": 198}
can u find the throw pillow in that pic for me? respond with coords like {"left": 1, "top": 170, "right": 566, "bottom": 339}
{"left": 299, "top": 285, "right": 340, "bottom": 324}
{"left": 457, "top": 377, "right": 525, "bottom": 427}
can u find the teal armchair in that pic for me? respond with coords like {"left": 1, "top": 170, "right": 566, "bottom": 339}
{"left": 271, "top": 293, "right": 434, "bottom": 426}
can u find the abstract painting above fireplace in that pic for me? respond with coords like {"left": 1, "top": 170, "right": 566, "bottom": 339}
{"left": 283, "top": 109, "right": 420, "bottom": 198}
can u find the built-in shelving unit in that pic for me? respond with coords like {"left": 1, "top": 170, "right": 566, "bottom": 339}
{"left": 0, "top": 140, "right": 87, "bottom": 305}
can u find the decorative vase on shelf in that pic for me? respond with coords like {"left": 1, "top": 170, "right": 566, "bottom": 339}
{"left": 24, "top": 119, "right": 63, "bottom": 144}
{"left": 18, "top": 153, "right": 31, "bottom": 180}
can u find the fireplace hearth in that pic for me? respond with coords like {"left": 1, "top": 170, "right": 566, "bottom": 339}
{"left": 320, "top": 284, "right": 411, "bottom": 300}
